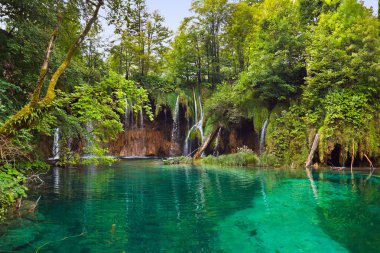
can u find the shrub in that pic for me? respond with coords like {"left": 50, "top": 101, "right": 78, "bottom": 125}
{"left": 201, "top": 147, "right": 259, "bottom": 166}
{"left": 163, "top": 156, "right": 193, "bottom": 165}
{"left": 0, "top": 165, "right": 27, "bottom": 221}
{"left": 258, "top": 153, "right": 281, "bottom": 167}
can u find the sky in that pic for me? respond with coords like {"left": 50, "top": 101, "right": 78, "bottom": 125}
{"left": 146, "top": 0, "right": 193, "bottom": 32}
{"left": 146, "top": 0, "right": 378, "bottom": 32}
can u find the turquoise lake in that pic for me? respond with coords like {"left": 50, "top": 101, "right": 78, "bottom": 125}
{"left": 1, "top": 160, "right": 380, "bottom": 252}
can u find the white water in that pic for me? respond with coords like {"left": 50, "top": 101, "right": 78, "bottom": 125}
{"left": 170, "top": 95, "right": 180, "bottom": 156}
{"left": 82, "top": 120, "right": 94, "bottom": 158}
{"left": 67, "top": 137, "right": 73, "bottom": 152}
{"left": 131, "top": 104, "right": 135, "bottom": 128}
{"left": 213, "top": 127, "right": 222, "bottom": 156}
{"left": 183, "top": 97, "right": 190, "bottom": 156}
{"left": 125, "top": 98, "right": 129, "bottom": 128}
{"left": 260, "top": 119, "right": 269, "bottom": 154}
{"left": 52, "top": 128, "right": 60, "bottom": 160}
{"left": 183, "top": 90, "right": 204, "bottom": 156}
{"left": 140, "top": 108, "right": 144, "bottom": 128}
{"left": 193, "top": 89, "right": 198, "bottom": 124}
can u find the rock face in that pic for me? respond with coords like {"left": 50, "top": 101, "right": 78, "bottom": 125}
{"left": 216, "top": 119, "right": 258, "bottom": 154}
{"left": 108, "top": 112, "right": 258, "bottom": 157}
{"left": 108, "top": 106, "right": 173, "bottom": 157}
{"left": 108, "top": 128, "right": 172, "bottom": 157}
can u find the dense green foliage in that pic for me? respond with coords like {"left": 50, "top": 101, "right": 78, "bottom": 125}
{"left": 174, "top": 0, "right": 380, "bottom": 167}
{"left": 0, "top": 160, "right": 49, "bottom": 220}
{"left": 0, "top": 165, "right": 26, "bottom": 220}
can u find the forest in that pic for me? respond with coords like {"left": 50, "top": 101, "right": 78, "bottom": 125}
{"left": 0, "top": 0, "right": 379, "bottom": 222}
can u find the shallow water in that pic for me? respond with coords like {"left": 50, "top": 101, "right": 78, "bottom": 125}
{"left": 1, "top": 160, "right": 380, "bottom": 252}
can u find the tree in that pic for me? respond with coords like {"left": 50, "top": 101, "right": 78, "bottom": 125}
{"left": 238, "top": 0, "right": 306, "bottom": 111}
{"left": 108, "top": 0, "right": 171, "bottom": 79}
{"left": 0, "top": 0, "right": 104, "bottom": 135}
{"left": 191, "top": 0, "right": 229, "bottom": 85}
{"left": 221, "top": 1, "right": 253, "bottom": 78}
{"left": 166, "top": 18, "right": 205, "bottom": 88}
{"left": 304, "top": 0, "right": 380, "bottom": 161}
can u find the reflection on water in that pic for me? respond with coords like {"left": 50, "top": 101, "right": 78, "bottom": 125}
{"left": 1, "top": 160, "right": 380, "bottom": 253}
{"left": 52, "top": 167, "right": 60, "bottom": 194}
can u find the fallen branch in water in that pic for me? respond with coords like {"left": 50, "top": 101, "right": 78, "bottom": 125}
{"left": 27, "top": 174, "right": 45, "bottom": 185}
{"left": 35, "top": 229, "right": 87, "bottom": 253}
{"left": 305, "top": 134, "right": 320, "bottom": 167}
{"left": 364, "top": 154, "right": 376, "bottom": 181}
{"left": 28, "top": 196, "right": 41, "bottom": 213}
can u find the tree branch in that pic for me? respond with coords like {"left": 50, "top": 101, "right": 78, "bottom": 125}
{"left": 0, "top": 0, "right": 104, "bottom": 136}
{"left": 40, "top": 0, "right": 103, "bottom": 105}
{"left": 31, "top": 15, "right": 62, "bottom": 106}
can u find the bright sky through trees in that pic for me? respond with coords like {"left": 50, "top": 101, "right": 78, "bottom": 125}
{"left": 147, "top": 0, "right": 378, "bottom": 31}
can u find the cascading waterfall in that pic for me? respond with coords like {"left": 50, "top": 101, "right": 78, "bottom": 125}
{"left": 194, "top": 89, "right": 198, "bottom": 124}
{"left": 183, "top": 90, "right": 204, "bottom": 156}
{"left": 183, "top": 97, "right": 191, "bottom": 156}
{"left": 170, "top": 95, "right": 180, "bottom": 156}
{"left": 164, "top": 107, "right": 167, "bottom": 133}
{"left": 125, "top": 98, "right": 129, "bottom": 128}
{"left": 83, "top": 120, "right": 94, "bottom": 158}
{"left": 67, "top": 137, "right": 73, "bottom": 152}
{"left": 130, "top": 102, "right": 134, "bottom": 129}
{"left": 213, "top": 127, "right": 222, "bottom": 156}
{"left": 52, "top": 128, "right": 60, "bottom": 160}
{"left": 183, "top": 138, "right": 190, "bottom": 156}
{"left": 260, "top": 119, "right": 269, "bottom": 154}
{"left": 140, "top": 108, "right": 144, "bottom": 128}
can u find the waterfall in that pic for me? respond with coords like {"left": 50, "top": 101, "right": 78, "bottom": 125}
{"left": 164, "top": 107, "right": 167, "bottom": 133}
{"left": 52, "top": 128, "right": 60, "bottom": 160}
{"left": 67, "top": 137, "right": 73, "bottom": 152}
{"left": 130, "top": 102, "right": 134, "bottom": 129}
{"left": 193, "top": 89, "right": 198, "bottom": 124}
{"left": 197, "top": 94, "right": 204, "bottom": 142}
{"left": 213, "top": 127, "right": 222, "bottom": 156}
{"left": 183, "top": 90, "right": 204, "bottom": 156}
{"left": 83, "top": 120, "right": 94, "bottom": 158}
{"left": 183, "top": 97, "right": 191, "bottom": 156}
{"left": 183, "top": 138, "right": 190, "bottom": 156}
{"left": 170, "top": 95, "right": 180, "bottom": 156}
{"left": 125, "top": 98, "right": 129, "bottom": 128}
{"left": 260, "top": 119, "right": 269, "bottom": 154}
{"left": 140, "top": 108, "right": 144, "bottom": 128}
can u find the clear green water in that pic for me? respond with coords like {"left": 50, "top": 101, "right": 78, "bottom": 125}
{"left": 1, "top": 160, "right": 380, "bottom": 253}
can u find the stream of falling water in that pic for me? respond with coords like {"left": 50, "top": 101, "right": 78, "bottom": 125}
{"left": 260, "top": 119, "right": 269, "bottom": 154}
{"left": 125, "top": 98, "right": 129, "bottom": 129}
{"left": 140, "top": 108, "right": 144, "bottom": 128}
{"left": 52, "top": 128, "right": 60, "bottom": 160}
{"left": 183, "top": 89, "right": 204, "bottom": 156}
{"left": 170, "top": 95, "right": 180, "bottom": 156}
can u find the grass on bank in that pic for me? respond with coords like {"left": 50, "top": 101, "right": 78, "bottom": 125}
{"left": 201, "top": 147, "right": 259, "bottom": 167}
{"left": 201, "top": 151, "right": 281, "bottom": 167}
{"left": 163, "top": 147, "right": 281, "bottom": 167}
{"left": 201, "top": 146, "right": 280, "bottom": 167}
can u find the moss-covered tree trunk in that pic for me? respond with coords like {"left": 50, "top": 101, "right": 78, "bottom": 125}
{"left": 0, "top": 0, "right": 104, "bottom": 136}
